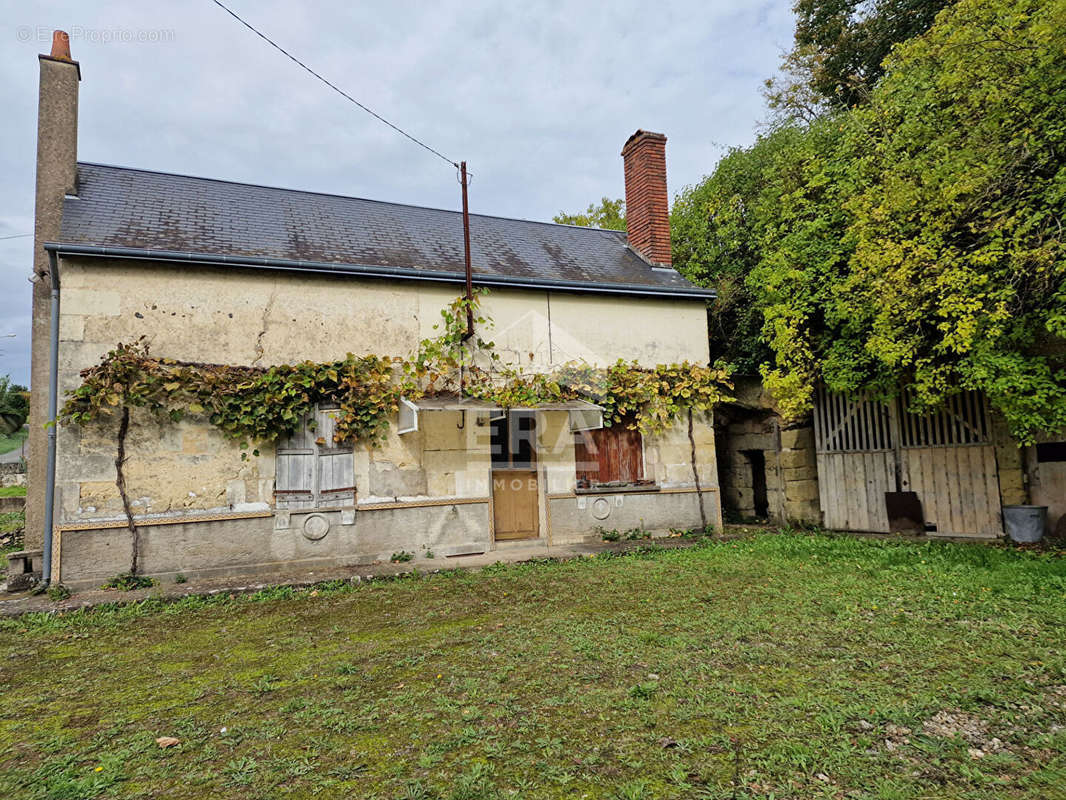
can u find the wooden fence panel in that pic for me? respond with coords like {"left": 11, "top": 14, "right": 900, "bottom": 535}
{"left": 901, "top": 445, "right": 1001, "bottom": 537}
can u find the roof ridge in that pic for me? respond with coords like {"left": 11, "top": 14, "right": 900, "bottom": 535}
{"left": 75, "top": 161, "right": 629, "bottom": 239}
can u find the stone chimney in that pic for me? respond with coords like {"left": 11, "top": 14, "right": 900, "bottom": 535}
{"left": 621, "top": 130, "right": 671, "bottom": 267}
{"left": 26, "top": 31, "right": 80, "bottom": 552}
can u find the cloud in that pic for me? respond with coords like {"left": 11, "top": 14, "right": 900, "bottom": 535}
{"left": 0, "top": 0, "right": 793, "bottom": 384}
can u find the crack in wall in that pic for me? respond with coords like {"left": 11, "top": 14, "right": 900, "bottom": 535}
{"left": 252, "top": 279, "right": 279, "bottom": 366}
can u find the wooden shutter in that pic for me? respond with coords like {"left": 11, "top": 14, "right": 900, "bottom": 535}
{"left": 276, "top": 412, "right": 315, "bottom": 509}
{"left": 575, "top": 417, "right": 644, "bottom": 485}
{"left": 318, "top": 451, "right": 355, "bottom": 504}
{"left": 315, "top": 407, "right": 355, "bottom": 506}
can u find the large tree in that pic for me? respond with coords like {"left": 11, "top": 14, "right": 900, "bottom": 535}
{"left": 753, "top": 0, "right": 1066, "bottom": 441}
{"left": 0, "top": 376, "right": 29, "bottom": 435}
{"left": 765, "top": 0, "right": 955, "bottom": 119}
{"left": 553, "top": 197, "right": 626, "bottom": 231}
{"left": 671, "top": 127, "right": 803, "bottom": 374}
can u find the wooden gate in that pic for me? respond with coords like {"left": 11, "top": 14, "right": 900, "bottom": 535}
{"left": 897, "top": 390, "right": 1003, "bottom": 537}
{"left": 814, "top": 388, "right": 1003, "bottom": 536}
{"left": 813, "top": 390, "right": 896, "bottom": 532}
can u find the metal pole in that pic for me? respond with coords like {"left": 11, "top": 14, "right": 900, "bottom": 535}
{"left": 460, "top": 160, "right": 474, "bottom": 338}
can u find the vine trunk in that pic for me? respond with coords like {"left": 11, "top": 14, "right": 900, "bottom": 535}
{"left": 688, "top": 408, "right": 708, "bottom": 531}
{"left": 115, "top": 406, "right": 141, "bottom": 575}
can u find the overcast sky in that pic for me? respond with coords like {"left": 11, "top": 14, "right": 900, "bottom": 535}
{"left": 0, "top": 1, "right": 794, "bottom": 385}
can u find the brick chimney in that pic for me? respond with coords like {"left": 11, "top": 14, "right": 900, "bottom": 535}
{"left": 621, "top": 130, "right": 671, "bottom": 267}
{"left": 27, "top": 31, "right": 80, "bottom": 553}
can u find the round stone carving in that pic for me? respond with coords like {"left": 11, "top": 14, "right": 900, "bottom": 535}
{"left": 591, "top": 497, "right": 611, "bottom": 521}
{"left": 302, "top": 513, "right": 330, "bottom": 541}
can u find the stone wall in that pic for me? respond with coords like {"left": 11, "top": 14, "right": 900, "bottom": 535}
{"left": 778, "top": 426, "right": 821, "bottom": 523}
{"left": 53, "top": 257, "right": 712, "bottom": 524}
{"left": 716, "top": 412, "right": 782, "bottom": 521}
{"left": 57, "top": 503, "right": 493, "bottom": 589}
{"left": 714, "top": 378, "right": 821, "bottom": 526}
{"left": 1, "top": 462, "right": 27, "bottom": 488}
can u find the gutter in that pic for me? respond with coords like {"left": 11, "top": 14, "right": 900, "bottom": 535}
{"left": 42, "top": 242, "right": 717, "bottom": 300}
{"left": 41, "top": 250, "right": 61, "bottom": 589}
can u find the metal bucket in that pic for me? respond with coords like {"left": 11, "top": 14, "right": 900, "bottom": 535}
{"left": 1002, "top": 505, "right": 1048, "bottom": 543}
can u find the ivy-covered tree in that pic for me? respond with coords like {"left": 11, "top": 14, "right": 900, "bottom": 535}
{"left": 753, "top": 0, "right": 1066, "bottom": 441}
{"left": 553, "top": 197, "right": 626, "bottom": 231}
{"left": 674, "top": 0, "right": 952, "bottom": 372}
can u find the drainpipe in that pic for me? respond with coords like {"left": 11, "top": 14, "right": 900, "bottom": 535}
{"left": 40, "top": 250, "right": 61, "bottom": 589}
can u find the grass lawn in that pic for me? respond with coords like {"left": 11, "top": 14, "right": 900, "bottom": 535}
{"left": 0, "top": 427, "right": 27, "bottom": 456}
{"left": 0, "top": 486, "right": 26, "bottom": 497}
{"left": 0, "top": 532, "right": 1064, "bottom": 799}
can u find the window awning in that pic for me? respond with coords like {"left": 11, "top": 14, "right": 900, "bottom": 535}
{"left": 397, "top": 396, "right": 603, "bottom": 435}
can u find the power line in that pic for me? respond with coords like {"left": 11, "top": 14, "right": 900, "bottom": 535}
{"left": 211, "top": 0, "right": 458, "bottom": 169}
{"left": 0, "top": 233, "right": 32, "bottom": 241}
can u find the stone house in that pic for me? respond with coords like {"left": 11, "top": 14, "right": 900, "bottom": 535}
{"left": 24, "top": 33, "right": 722, "bottom": 588}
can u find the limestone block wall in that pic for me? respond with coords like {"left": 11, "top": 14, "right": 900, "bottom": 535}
{"left": 54, "top": 258, "right": 709, "bottom": 380}
{"left": 715, "top": 409, "right": 820, "bottom": 526}
{"left": 58, "top": 408, "right": 273, "bottom": 525}
{"left": 644, "top": 415, "right": 718, "bottom": 489}
{"left": 42, "top": 254, "right": 723, "bottom": 584}
{"left": 537, "top": 410, "right": 579, "bottom": 496}
{"left": 715, "top": 415, "right": 782, "bottom": 521}
{"left": 991, "top": 415, "right": 1028, "bottom": 506}
{"left": 778, "top": 426, "right": 821, "bottom": 523}
{"left": 53, "top": 410, "right": 721, "bottom": 586}
{"left": 356, "top": 412, "right": 494, "bottom": 503}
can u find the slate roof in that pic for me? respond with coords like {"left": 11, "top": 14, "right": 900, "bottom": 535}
{"left": 52, "top": 162, "right": 714, "bottom": 299}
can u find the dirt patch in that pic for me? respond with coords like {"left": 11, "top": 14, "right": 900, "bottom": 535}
{"left": 923, "top": 710, "right": 1006, "bottom": 758}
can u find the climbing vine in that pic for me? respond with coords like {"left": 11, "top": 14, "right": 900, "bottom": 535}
{"left": 62, "top": 291, "right": 732, "bottom": 447}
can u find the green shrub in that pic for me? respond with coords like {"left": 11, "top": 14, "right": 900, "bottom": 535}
{"left": 101, "top": 573, "right": 155, "bottom": 591}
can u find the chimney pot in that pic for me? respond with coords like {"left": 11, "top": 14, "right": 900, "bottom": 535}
{"left": 621, "top": 130, "right": 671, "bottom": 267}
{"left": 50, "top": 30, "right": 72, "bottom": 61}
